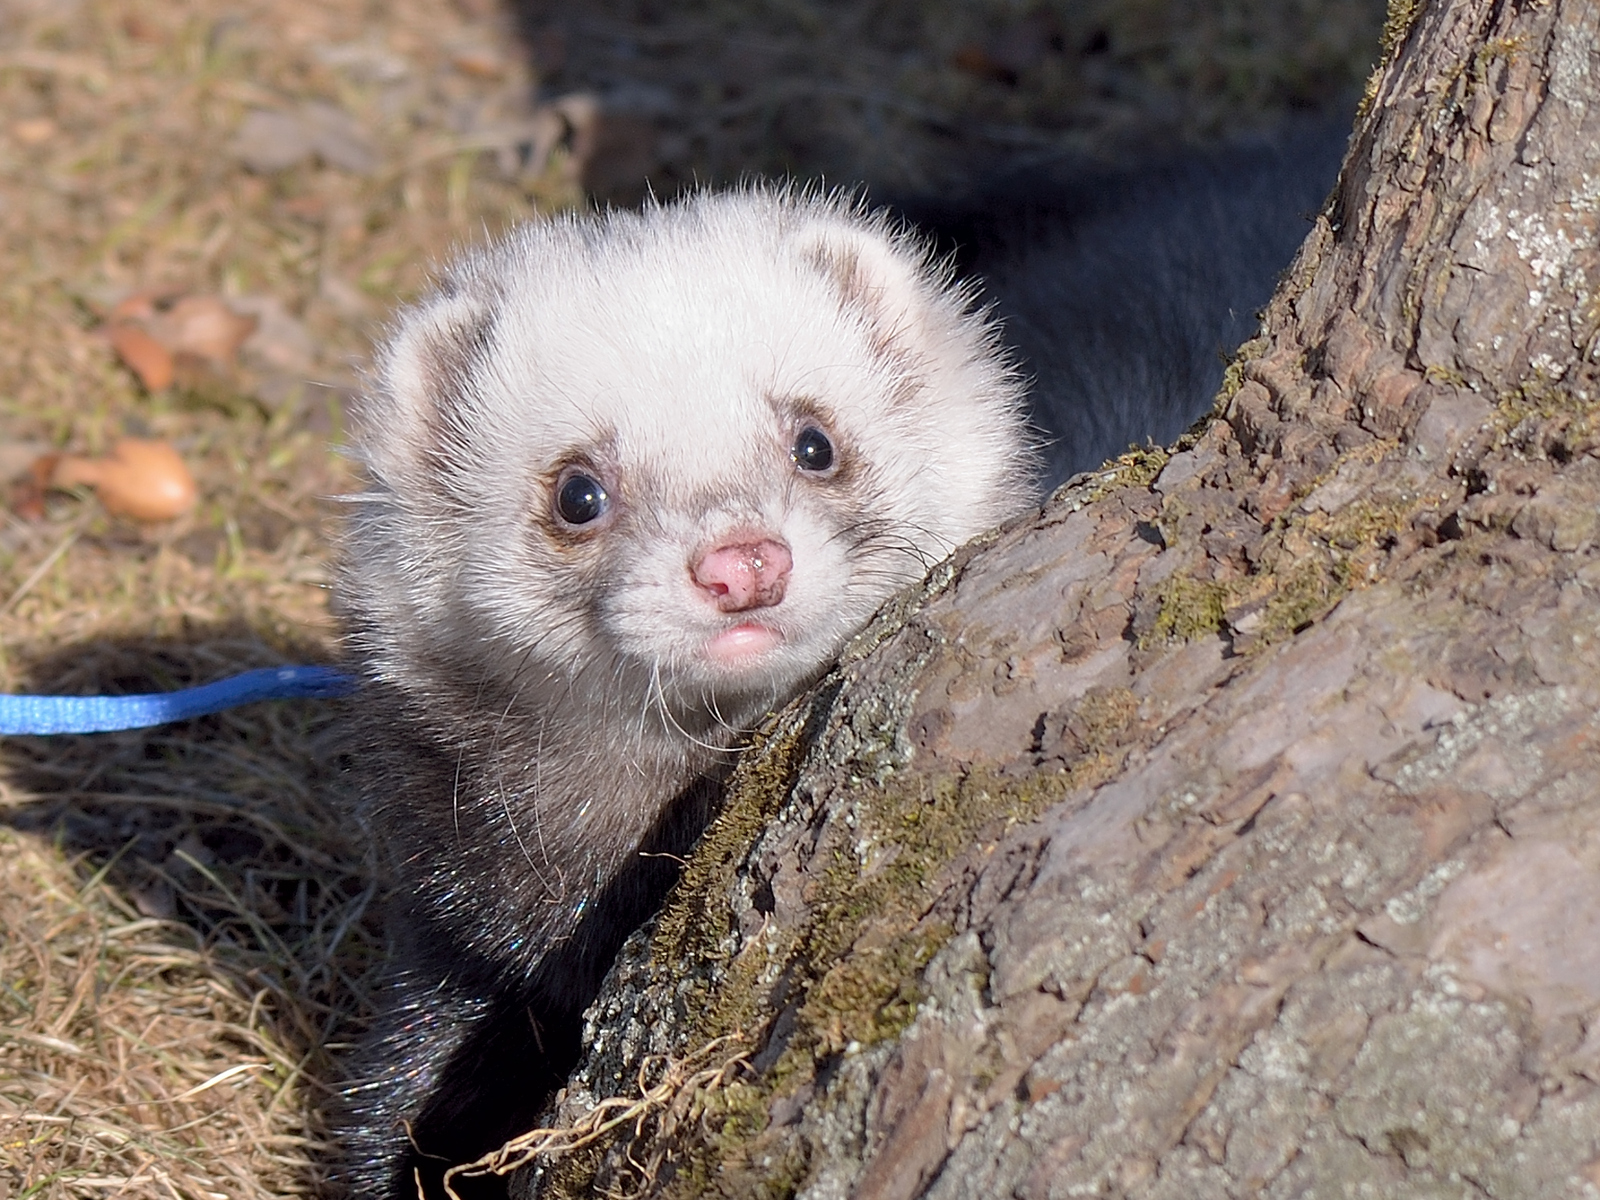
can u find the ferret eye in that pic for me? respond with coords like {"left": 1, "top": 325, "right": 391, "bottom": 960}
{"left": 792, "top": 426, "right": 835, "bottom": 473}
{"left": 555, "top": 472, "right": 609, "bottom": 525}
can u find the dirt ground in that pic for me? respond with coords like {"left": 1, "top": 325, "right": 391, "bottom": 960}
{"left": 0, "top": 0, "right": 1383, "bottom": 1195}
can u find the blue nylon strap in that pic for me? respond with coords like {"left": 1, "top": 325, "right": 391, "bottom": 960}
{"left": 0, "top": 666, "right": 358, "bottom": 735}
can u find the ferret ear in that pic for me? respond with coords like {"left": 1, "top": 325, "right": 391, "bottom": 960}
{"left": 360, "top": 278, "right": 497, "bottom": 489}
{"left": 790, "top": 220, "right": 937, "bottom": 351}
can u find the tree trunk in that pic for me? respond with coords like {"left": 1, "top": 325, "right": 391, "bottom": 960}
{"left": 503, "top": 0, "right": 1600, "bottom": 1195}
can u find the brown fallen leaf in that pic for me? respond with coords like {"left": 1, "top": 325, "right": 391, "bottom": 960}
{"left": 106, "top": 292, "right": 259, "bottom": 392}
{"left": 450, "top": 47, "right": 505, "bottom": 80}
{"left": 121, "top": 13, "right": 163, "bottom": 43}
{"left": 47, "top": 439, "right": 198, "bottom": 521}
{"left": 109, "top": 290, "right": 163, "bottom": 322}
{"left": 109, "top": 321, "right": 175, "bottom": 391}
{"left": 10, "top": 116, "right": 56, "bottom": 145}
{"left": 162, "top": 295, "right": 259, "bottom": 364}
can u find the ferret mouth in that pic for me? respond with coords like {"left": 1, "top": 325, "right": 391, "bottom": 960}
{"left": 703, "top": 621, "right": 786, "bottom": 664}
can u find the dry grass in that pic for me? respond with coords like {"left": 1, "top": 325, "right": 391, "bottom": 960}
{"left": 0, "top": 824, "right": 337, "bottom": 1197}
{"left": 0, "top": 636, "right": 370, "bottom": 1198}
{"left": 0, "top": 0, "right": 566, "bottom": 1193}
{"left": 0, "top": 0, "right": 1384, "bottom": 1195}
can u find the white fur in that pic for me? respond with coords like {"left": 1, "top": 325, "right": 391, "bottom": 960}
{"left": 345, "top": 189, "right": 1033, "bottom": 764}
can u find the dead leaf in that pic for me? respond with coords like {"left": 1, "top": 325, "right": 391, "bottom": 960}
{"left": 50, "top": 439, "right": 198, "bottom": 521}
{"left": 110, "top": 289, "right": 165, "bottom": 322}
{"left": 109, "top": 322, "right": 175, "bottom": 391}
{"left": 9, "top": 116, "right": 56, "bottom": 145}
{"left": 450, "top": 47, "right": 505, "bottom": 80}
{"left": 230, "top": 295, "right": 315, "bottom": 375}
{"left": 234, "top": 102, "right": 379, "bottom": 175}
{"left": 300, "top": 100, "right": 379, "bottom": 173}
{"left": 233, "top": 108, "right": 315, "bottom": 173}
{"left": 105, "top": 292, "right": 259, "bottom": 392}
{"left": 162, "top": 295, "right": 258, "bottom": 364}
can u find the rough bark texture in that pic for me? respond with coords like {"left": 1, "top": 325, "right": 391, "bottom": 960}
{"left": 510, "top": 0, "right": 1600, "bottom": 1196}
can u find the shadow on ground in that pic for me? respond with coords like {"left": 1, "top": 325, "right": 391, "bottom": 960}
{"left": 0, "top": 626, "right": 378, "bottom": 1193}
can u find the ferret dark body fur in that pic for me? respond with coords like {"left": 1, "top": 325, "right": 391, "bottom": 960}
{"left": 907, "top": 121, "right": 1348, "bottom": 485}
{"left": 336, "top": 127, "right": 1344, "bottom": 1197}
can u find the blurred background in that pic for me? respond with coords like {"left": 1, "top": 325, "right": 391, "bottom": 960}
{"left": 0, "top": 0, "right": 1384, "bottom": 1196}
{"left": 517, "top": 0, "right": 1386, "bottom": 200}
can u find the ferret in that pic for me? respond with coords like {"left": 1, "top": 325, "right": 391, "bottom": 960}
{"left": 335, "top": 188, "right": 1035, "bottom": 1199}
{"left": 333, "top": 124, "right": 1346, "bottom": 1196}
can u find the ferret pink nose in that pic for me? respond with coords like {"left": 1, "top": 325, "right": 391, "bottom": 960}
{"left": 691, "top": 537, "right": 793, "bottom": 612}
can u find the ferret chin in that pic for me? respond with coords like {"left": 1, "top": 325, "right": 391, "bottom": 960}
{"left": 334, "top": 187, "right": 1034, "bottom": 1199}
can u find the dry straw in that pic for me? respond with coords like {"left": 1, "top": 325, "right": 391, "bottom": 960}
{"left": 442, "top": 1034, "right": 751, "bottom": 1200}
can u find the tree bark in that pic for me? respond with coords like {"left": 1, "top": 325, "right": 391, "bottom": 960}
{"left": 506, "top": 0, "right": 1600, "bottom": 1195}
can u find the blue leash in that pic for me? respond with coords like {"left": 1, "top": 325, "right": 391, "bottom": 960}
{"left": 0, "top": 666, "right": 357, "bottom": 735}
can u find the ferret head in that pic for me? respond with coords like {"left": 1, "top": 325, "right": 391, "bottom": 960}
{"left": 346, "top": 189, "right": 1034, "bottom": 738}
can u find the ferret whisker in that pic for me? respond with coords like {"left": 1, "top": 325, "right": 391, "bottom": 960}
{"left": 487, "top": 685, "right": 542, "bottom": 876}
{"left": 530, "top": 717, "right": 554, "bottom": 877}
{"left": 703, "top": 685, "right": 759, "bottom": 738}
{"left": 637, "top": 658, "right": 663, "bottom": 744}
{"left": 450, "top": 746, "right": 467, "bottom": 845}
{"left": 650, "top": 661, "right": 737, "bottom": 753}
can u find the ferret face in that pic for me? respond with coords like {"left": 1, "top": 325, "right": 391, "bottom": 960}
{"left": 347, "top": 190, "right": 1033, "bottom": 730}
